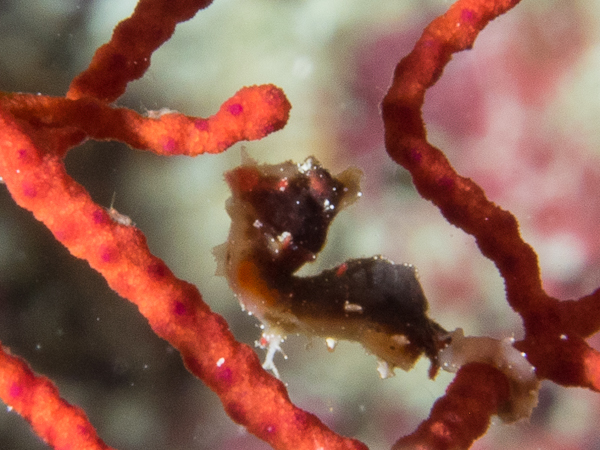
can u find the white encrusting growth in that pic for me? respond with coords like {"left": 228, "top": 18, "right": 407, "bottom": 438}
{"left": 146, "top": 107, "right": 178, "bottom": 118}
{"left": 438, "top": 328, "right": 540, "bottom": 422}
{"left": 106, "top": 192, "right": 134, "bottom": 226}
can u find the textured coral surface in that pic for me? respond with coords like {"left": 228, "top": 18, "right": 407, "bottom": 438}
{"left": 1, "top": 0, "right": 600, "bottom": 449}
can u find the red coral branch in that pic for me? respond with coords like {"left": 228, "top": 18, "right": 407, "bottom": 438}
{"left": 67, "top": 0, "right": 215, "bottom": 102}
{"left": 382, "top": 0, "right": 537, "bottom": 315}
{"left": 0, "top": 0, "right": 365, "bottom": 448}
{"left": 0, "top": 344, "right": 114, "bottom": 450}
{"left": 1, "top": 0, "right": 599, "bottom": 448}
{"left": 392, "top": 363, "right": 510, "bottom": 450}
{"left": 382, "top": 0, "right": 600, "bottom": 444}
{"left": 0, "top": 99, "right": 364, "bottom": 449}
{"left": 557, "top": 288, "right": 600, "bottom": 338}
{"left": 2, "top": 85, "right": 290, "bottom": 157}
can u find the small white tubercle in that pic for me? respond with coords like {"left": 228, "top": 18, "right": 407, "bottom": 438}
{"left": 439, "top": 328, "right": 539, "bottom": 423}
{"left": 376, "top": 360, "right": 394, "bottom": 379}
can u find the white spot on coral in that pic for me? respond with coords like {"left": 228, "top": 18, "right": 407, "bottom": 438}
{"left": 216, "top": 357, "right": 225, "bottom": 367}
{"left": 107, "top": 207, "right": 134, "bottom": 226}
{"left": 146, "top": 107, "right": 178, "bottom": 118}
{"left": 106, "top": 193, "right": 134, "bottom": 226}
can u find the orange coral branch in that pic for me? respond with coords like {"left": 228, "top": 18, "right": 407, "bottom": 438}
{"left": 0, "top": 72, "right": 364, "bottom": 450}
{"left": 392, "top": 363, "right": 510, "bottom": 450}
{"left": 2, "top": 85, "right": 290, "bottom": 157}
{"left": 0, "top": 0, "right": 365, "bottom": 447}
{"left": 0, "top": 343, "right": 114, "bottom": 450}
{"left": 382, "top": 0, "right": 600, "bottom": 443}
{"left": 68, "top": 0, "right": 215, "bottom": 102}
{"left": 382, "top": 0, "right": 539, "bottom": 316}
{"left": 2, "top": 0, "right": 599, "bottom": 448}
